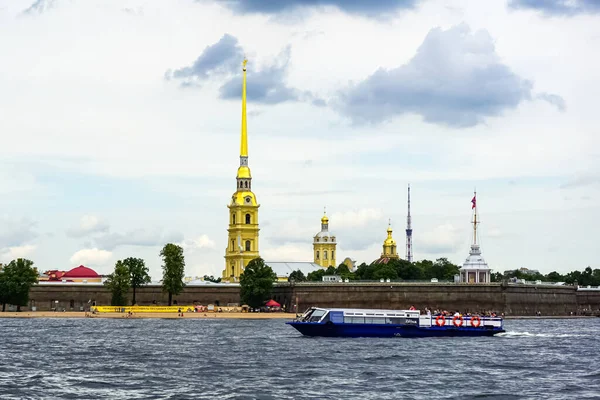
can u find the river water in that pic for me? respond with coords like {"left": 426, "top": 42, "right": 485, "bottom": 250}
{"left": 0, "top": 317, "right": 598, "bottom": 399}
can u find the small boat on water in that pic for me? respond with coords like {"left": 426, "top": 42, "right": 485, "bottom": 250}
{"left": 287, "top": 307, "right": 505, "bottom": 338}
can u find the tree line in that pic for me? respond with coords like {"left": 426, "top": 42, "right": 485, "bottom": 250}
{"left": 288, "top": 258, "right": 461, "bottom": 282}
{"left": 490, "top": 266, "right": 600, "bottom": 286}
{"left": 104, "top": 243, "right": 185, "bottom": 306}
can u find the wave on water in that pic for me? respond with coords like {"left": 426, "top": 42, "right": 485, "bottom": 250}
{"left": 497, "top": 331, "right": 586, "bottom": 338}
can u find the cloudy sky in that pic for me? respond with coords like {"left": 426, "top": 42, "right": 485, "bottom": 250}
{"left": 1, "top": 0, "right": 599, "bottom": 279}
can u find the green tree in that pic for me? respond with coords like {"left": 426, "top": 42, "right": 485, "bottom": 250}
{"left": 491, "top": 272, "right": 503, "bottom": 282}
{"left": 307, "top": 268, "right": 326, "bottom": 281}
{"left": 373, "top": 264, "right": 398, "bottom": 280}
{"left": 288, "top": 269, "right": 306, "bottom": 282}
{"left": 240, "top": 258, "right": 277, "bottom": 308}
{"left": 433, "top": 258, "right": 460, "bottom": 281}
{"left": 160, "top": 243, "right": 186, "bottom": 306}
{"left": 104, "top": 260, "right": 131, "bottom": 306}
{"left": 546, "top": 271, "right": 564, "bottom": 282}
{"left": 0, "top": 270, "right": 8, "bottom": 312}
{"left": 1, "top": 259, "right": 38, "bottom": 312}
{"left": 122, "top": 257, "right": 151, "bottom": 305}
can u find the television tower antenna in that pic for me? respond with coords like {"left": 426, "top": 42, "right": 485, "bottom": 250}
{"left": 405, "top": 184, "right": 413, "bottom": 262}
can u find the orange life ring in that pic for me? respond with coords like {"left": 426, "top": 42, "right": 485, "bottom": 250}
{"left": 453, "top": 315, "right": 463, "bottom": 327}
{"left": 435, "top": 315, "right": 445, "bottom": 327}
{"left": 471, "top": 315, "right": 481, "bottom": 328}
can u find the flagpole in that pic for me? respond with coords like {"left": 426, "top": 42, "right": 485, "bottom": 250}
{"left": 472, "top": 190, "right": 477, "bottom": 245}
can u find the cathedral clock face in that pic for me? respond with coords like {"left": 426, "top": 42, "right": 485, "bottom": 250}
{"left": 245, "top": 197, "right": 251, "bottom": 204}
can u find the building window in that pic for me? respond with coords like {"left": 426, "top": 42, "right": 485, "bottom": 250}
{"left": 232, "top": 214, "right": 236, "bottom": 224}
{"left": 231, "top": 239, "right": 234, "bottom": 251}
{"left": 316, "top": 251, "right": 320, "bottom": 259}
{"left": 244, "top": 181, "right": 248, "bottom": 188}
{"left": 245, "top": 214, "right": 251, "bottom": 224}
{"left": 323, "top": 237, "right": 328, "bottom": 242}
{"left": 332, "top": 251, "right": 335, "bottom": 260}
{"left": 231, "top": 264, "right": 235, "bottom": 277}
{"left": 324, "top": 250, "right": 328, "bottom": 260}
{"left": 245, "top": 240, "right": 251, "bottom": 251}
{"left": 239, "top": 181, "right": 243, "bottom": 188}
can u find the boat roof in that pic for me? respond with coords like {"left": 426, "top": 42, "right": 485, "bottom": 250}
{"left": 313, "top": 307, "right": 418, "bottom": 314}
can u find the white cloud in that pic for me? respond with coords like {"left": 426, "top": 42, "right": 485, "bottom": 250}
{"left": 69, "top": 248, "right": 112, "bottom": 267}
{"left": 94, "top": 228, "right": 184, "bottom": 251}
{"left": 1, "top": 0, "right": 599, "bottom": 276}
{"left": 262, "top": 244, "right": 313, "bottom": 262}
{"left": 419, "top": 223, "right": 465, "bottom": 255}
{"left": 0, "top": 245, "right": 37, "bottom": 261}
{"left": 180, "top": 235, "right": 217, "bottom": 252}
{"left": 0, "top": 216, "right": 38, "bottom": 249}
{"left": 66, "top": 215, "right": 109, "bottom": 238}
{"left": 330, "top": 208, "right": 384, "bottom": 229}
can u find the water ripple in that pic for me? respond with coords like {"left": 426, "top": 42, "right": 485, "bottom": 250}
{"left": 0, "top": 318, "right": 599, "bottom": 399}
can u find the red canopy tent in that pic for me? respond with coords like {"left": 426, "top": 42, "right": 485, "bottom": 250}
{"left": 265, "top": 299, "right": 281, "bottom": 307}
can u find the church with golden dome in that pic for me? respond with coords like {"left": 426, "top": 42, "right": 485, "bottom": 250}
{"left": 222, "top": 59, "right": 260, "bottom": 282}
{"left": 371, "top": 221, "right": 401, "bottom": 264}
{"left": 313, "top": 210, "right": 337, "bottom": 268}
{"left": 222, "top": 59, "right": 397, "bottom": 282}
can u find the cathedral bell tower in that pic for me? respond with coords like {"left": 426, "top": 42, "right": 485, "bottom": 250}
{"left": 313, "top": 209, "right": 337, "bottom": 269}
{"left": 223, "top": 59, "right": 260, "bottom": 282}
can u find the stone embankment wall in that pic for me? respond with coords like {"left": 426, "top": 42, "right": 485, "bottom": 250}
{"left": 27, "top": 284, "right": 240, "bottom": 311}
{"left": 273, "top": 282, "right": 579, "bottom": 316}
{"left": 20, "top": 282, "right": 600, "bottom": 316}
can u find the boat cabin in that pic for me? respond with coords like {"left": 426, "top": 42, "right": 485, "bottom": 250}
{"left": 298, "top": 307, "right": 503, "bottom": 329}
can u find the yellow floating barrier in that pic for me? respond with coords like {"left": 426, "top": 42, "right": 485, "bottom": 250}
{"left": 92, "top": 305, "right": 197, "bottom": 313}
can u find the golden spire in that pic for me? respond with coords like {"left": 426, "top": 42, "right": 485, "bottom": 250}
{"left": 384, "top": 220, "right": 395, "bottom": 245}
{"left": 236, "top": 58, "right": 251, "bottom": 180}
{"left": 240, "top": 58, "right": 248, "bottom": 157}
{"left": 321, "top": 207, "right": 329, "bottom": 224}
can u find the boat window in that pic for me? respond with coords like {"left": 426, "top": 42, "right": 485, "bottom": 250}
{"left": 350, "top": 317, "right": 365, "bottom": 324}
{"left": 309, "top": 309, "right": 326, "bottom": 322}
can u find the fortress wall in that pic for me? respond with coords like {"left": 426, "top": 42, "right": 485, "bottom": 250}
{"left": 502, "top": 284, "right": 577, "bottom": 315}
{"left": 276, "top": 283, "right": 578, "bottom": 316}
{"left": 27, "top": 285, "right": 240, "bottom": 311}
{"left": 576, "top": 290, "right": 600, "bottom": 313}
{"left": 22, "top": 283, "right": 584, "bottom": 315}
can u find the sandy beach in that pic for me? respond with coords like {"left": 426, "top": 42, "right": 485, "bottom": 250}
{"left": 1, "top": 312, "right": 596, "bottom": 319}
{"left": 0, "top": 311, "right": 296, "bottom": 319}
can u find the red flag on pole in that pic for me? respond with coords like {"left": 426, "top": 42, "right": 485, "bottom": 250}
{"left": 471, "top": 195, "right": 476, "bottom": 209}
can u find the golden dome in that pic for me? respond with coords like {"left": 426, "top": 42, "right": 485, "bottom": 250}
{"left": 237, "top": 166, "right": 252, "bottom": 179}
{"left": 321, "top": 214, "right": 329, "bottom": 224}
{"left": 230, "top": 191, "right": 258, "bottom": 206}
{"left": 384, "top": 225, "right": 396, "bottom": 245}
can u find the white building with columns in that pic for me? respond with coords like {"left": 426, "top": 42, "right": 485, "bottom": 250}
{"left": 459, "top": 192, "right": 492, "bottom": 283}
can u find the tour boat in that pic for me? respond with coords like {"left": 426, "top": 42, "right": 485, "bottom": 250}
{"left": 286, "top": 307, "right": 505, "bottom": 338}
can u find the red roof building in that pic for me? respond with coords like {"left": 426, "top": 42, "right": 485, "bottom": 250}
{"left": 63, "top": 265, "right": 100, "bottom": 278}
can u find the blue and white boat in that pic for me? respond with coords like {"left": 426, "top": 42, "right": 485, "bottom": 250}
{"left": 287, "top": 307, "right": 505, "bottom": 338}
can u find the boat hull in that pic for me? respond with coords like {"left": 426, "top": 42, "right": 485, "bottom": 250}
{"left": 287, "top": 321, "right": 504, "bottom": 338}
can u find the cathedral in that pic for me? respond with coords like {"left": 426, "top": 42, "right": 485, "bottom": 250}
{"left": 313, "top": 210, "right": 337, "bottom": 268}
{"left": 222, "top": 60, "right": 336, "bottom": 282}
{"left": 222, "top": 59, "right": 261, "bottom": 282}
{"left": 371, "top": 222, "right": 401, "bottom": 264}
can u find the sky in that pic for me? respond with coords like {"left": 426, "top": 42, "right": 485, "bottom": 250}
{"left": 1, "top": 0, "right": 599, "bottom": 279}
